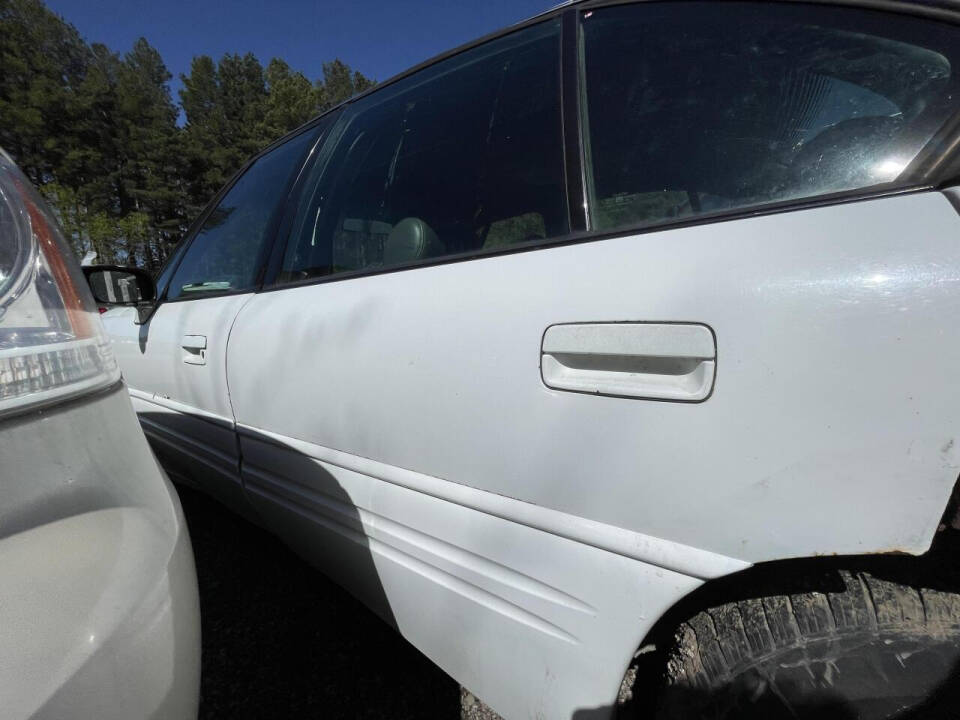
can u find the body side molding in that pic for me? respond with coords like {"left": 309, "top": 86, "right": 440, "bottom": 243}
{"left": 236, "top": 423, "right": 749, "bottom": 580}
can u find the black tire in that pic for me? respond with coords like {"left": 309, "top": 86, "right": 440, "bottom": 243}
{"left": 655, "top": 570, "right": 960, "bottom": 719}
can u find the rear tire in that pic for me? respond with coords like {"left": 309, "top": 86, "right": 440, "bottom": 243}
{"left": 655, "top": 570, "right": 960, "bottom": 719}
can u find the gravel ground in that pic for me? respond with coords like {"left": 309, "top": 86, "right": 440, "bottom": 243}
{"left": 178, "top": 484, "right": 473, "bottom": 719}
{"left": 460, "top": 687, "right": 504, "bottom": 720}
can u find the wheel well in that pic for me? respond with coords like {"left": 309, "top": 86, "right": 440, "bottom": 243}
{"left": 617, "top": 526, "right": 960, "bottom": 716}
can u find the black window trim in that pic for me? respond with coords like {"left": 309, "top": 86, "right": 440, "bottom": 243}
{"left": 561, "top": 9, "right": 589, "bottom": 232}
{"left": 262, "top": 14, "right": 572, "bottom": 288}
{"left": 294, "top": 1, "right": 960, "bottom": 125}
{"left": 156, "top": 117, "right": 332, "bottom": 305}
{"left": 257, "top": 183, "right": 930, "bottom": 295}
{"left": 253, "top": 0, "right": 960, "bottom": 294}
{"left": 145, "top": 0, "right": 960, "bottom": 308}
{"left": 260, "top": 109, "right": 345, "bottom": 288}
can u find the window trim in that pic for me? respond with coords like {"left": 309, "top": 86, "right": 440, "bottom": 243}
{"left": 290, "top": 1, "right": 960, "bottom": 133}
{"left": 156, "top": 118, "right": 330, "bottom": 305}
{"left": 256, "top": 182, "right": 930, "bottom": 296}
{"left": 561, "top": 9, "right": 589, "bottom": 232}
{"left": 260, "top": 109, "right": 344, "bottom": 289}
{"left": 572, "top": 0, "right": 960, "bottom": 26}
{"left": 904, "top": 103, "right": 960, "bottom": 185}
{"left": 256, "top": 0, "right": 960, "bottom": 294}
{"left": 263, "top": 16, "right": 570, "bottom": 288}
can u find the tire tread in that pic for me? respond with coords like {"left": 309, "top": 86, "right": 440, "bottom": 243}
{"left": 665, "top": 570, "right": 960, "bottom": 690}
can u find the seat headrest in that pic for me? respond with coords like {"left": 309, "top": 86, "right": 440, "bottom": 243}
{"left": 383, "top": 217, "right": 442, "bottom": 265}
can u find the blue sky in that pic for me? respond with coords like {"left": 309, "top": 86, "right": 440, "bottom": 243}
{"left": 45, "top": 0, "right": 556, "bottom": 109}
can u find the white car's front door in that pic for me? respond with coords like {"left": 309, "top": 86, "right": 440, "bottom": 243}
{"left": 103, "top": 124, "right": 321, "bottom": 512}
{"left": 104, "top": 294, "right": 252, "bottom": 511}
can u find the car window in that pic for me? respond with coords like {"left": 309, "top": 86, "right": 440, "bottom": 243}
{"left": 278, "top": 19, "right": 565, "bottom": 283}
{"left": 167, "top": 126, "right": 320, "bottom": 300}
{"left": 580, "top": 2, "right": 960, "bottom": 232}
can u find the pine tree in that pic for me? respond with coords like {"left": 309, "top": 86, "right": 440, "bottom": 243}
{"left": 315, "top": 58, "right": 375, "bottom": 113}
{"left": 263, "top": 58, "right": 316, "bottom": 139}
{"left": 0, "top": 0, "right": 88, "bottom": 185}
{"left": 180, "top": 53, "right": 269, "bottom": 217}
{"left": 116, "top": 38, "right": 181, "bottom": 270}
{"left": 1, "top": 0, "right": 377, "bottom": 265}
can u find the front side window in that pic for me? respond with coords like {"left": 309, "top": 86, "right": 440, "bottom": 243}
{"left": 581, "top": 3, "right": 960, "bottom": 231}
{"left": 279, "top": 19, "right": 566, "bottom": 283}
{"left": 167, "top": 126, "right": 320, "bottom": 300}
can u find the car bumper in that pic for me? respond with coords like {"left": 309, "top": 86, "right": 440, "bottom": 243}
{"left": 0, "top": 382, "right": 200, "bottom": 720}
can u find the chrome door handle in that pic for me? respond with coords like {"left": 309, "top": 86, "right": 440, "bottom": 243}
{"left": 181, "top": 334, "right": 207, "bottom": 366}
{"left": 540, "top": 323, "right": 716, "bottom": 402}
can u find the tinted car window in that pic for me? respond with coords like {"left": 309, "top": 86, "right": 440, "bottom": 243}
{"left": 167, "top": 127, "right": 319, "bottom": 300}
{"left": 581, "top": 3, "right": 960, "bottom": 231}
{"left": 279, "top": 19, "right": 565, "bottom": 283}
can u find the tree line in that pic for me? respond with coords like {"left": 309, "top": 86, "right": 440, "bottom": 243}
{"left": 0, "top": 0, "right": 374, "bottom": 270}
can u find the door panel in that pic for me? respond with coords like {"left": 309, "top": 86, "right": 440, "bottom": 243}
{"left": 223, "top": 4, "right": 960, "bottom": 716}
{"left": 107, "top": 297, "right": 249, "bottom": 424}
{"left": 226, "top": 190, "right": 960, "bottom": 719}
{"left": 229, "top": 192, "right": 960, "bottom": 563}
{"left": 102, "top": 122, "right": 324, "bottom": 513}
{"left": 238, "top": 424, "right": 703, "bottom": 720}
{"left": 103, "top": 295, "right": 252, "bottom": 513}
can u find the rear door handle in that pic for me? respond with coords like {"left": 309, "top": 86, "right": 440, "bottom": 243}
{"left": 181, "top": 334, "right": 207, "bottom": 366}
{"left": 541, "top": 323, "right": 716, "bottom": 402}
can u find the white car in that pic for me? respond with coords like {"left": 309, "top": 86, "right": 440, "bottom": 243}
{"left": 91, "top": 1, "right": 960, "bottom": 717}
{"left": 0, "top": 150, "right": 200, "bottom": 719}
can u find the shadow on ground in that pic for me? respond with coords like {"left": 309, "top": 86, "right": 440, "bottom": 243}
{"left": 177, "top": 484, "right": 461, "bottom": 719}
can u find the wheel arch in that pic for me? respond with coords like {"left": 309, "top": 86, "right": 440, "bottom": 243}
{"left": 618, "top": 514, "right": 960, "bottom": 716}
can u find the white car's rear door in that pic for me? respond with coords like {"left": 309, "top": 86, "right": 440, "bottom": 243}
{"left": 225, "top": 5, "right": 960, "bottom": 719}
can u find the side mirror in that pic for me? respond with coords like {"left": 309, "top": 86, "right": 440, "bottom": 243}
{"left": 82, "top": 265, "right": 157, "bottom": 323}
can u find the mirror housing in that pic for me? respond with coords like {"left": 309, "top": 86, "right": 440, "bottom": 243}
{"left": 82, "top": 265, "right": 157, "bottom": 323}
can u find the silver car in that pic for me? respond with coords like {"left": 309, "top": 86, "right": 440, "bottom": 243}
{"left": 0, "top": 150, "right": 200, "bottom": 720}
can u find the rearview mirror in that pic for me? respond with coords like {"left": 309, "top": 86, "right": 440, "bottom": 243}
{"left": 82, "top": 265, "right": 157, "bottom": 323}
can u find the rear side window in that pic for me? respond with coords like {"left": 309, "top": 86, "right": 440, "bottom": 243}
{"left": 279, "top": 19, "right": 565, "bottom": 282}
{"left": 167, "top": 126, "right": 319, "bottom": 300}
{"left": 580, "top": 3, "right": 960, "bottom": 231}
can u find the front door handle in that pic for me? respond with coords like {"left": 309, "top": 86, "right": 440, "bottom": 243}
{"left": 181, "top": 334, "right": 207, "bottom": 366}
{"left": 540, "top": 323, "right": 716, "bottom": 402}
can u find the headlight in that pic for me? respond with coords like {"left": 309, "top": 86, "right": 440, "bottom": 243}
{"left": 0, "top": 151, "right": 120, "bottom": 416}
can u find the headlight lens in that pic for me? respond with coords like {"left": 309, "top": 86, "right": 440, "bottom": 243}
{"left": 0, "top": 168, "right": 32, "bottom": 311}
{"left": 0, "top": 152, "right": 120, "bottom": 416}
